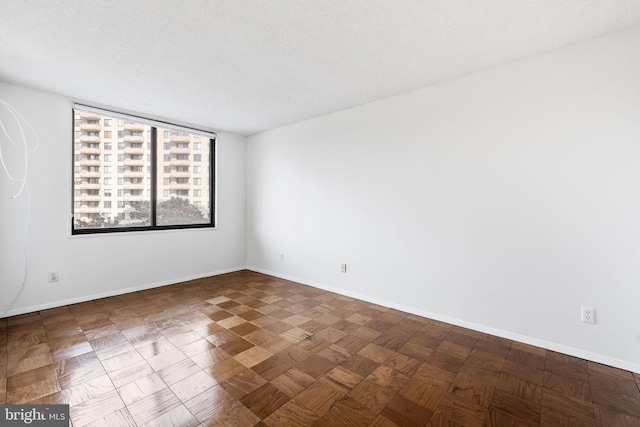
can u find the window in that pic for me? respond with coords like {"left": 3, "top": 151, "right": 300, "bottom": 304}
{"left": 104, "top": 131, "right": 112, "bottom": 138}
{"left": 72, "top": 107, "right": 215, "bottom": 234}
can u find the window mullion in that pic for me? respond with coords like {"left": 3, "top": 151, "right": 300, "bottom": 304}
{"left": 150, "top": 127, "right": 157, "bottom": 227}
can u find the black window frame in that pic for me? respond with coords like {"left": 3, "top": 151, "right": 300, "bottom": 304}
{"left": 71, "top": 105, "right": 216, "bottom": 235}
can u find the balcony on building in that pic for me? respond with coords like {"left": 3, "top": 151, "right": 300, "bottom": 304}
{"left": 76, "top": 194, "right": 101, "bottom": 201}
{"left": 77, "top": 182, "right": 101, "bottom": 190}
{"left": 124, "top": 123, "right": 146, "bottom": 131}
{"left": 77, "top": 206, "right": 102, "bottom": 213}
{"left": 79, "top": 135, "right": 101, "bottom": 143}
{"left": 169, "top": 183, "right": 190, "bottom": 190}
{"left": 170, "top": 158, "right": 190, "bottom": 167}
{"left": 124, "top": 146, "right": 145, "bottom": 155}
{"left": 170, "top": 171, "right": 190, "bottom": 178}
{"left": 170, "top": 135, "right": 191, "bottom": 143}
{"left": 78, "top": 159, "right": 101, "bottom": 167}
{"left": 79, "top": 112, "right": 101, "bottom": 121}
{"left": 124, "top": 158, "right": 145, "bottom": 166}
{"left": 124, "top": 184, "right": 144, "bottom": 191}
{"left": 170, "top": 145, "right": 190, "bottom": 154}
{"left": 79, "top": 123, "right": 101, "bottom": 132}
{"left": 123, "top": 194, "right": 146, "bottom": 201}
{"left": 123, "top": 170, "right": 145, "bottom": 178}
{"left": 79, "top": 170, "right": 101, "bottom": 178}
{"left": 123, "top": 135, "right": 145, "bottom": 143}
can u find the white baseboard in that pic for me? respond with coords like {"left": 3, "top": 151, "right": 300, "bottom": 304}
{"left": 1, "top": 266, "right": 246, "bottom": 318}
{"left": 247, "top": 266, "right": 640, "bottom": 374}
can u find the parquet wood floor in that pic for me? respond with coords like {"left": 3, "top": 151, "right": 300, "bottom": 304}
{"left": 1, "top": 270, "right": 639, "bottom": 426}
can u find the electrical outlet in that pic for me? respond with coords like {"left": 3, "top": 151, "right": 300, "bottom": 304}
{"left": 48, "top": 271, "right": 59, "bottom": 283}
{"left": 581, "top": 307, "right": 596, "bottom": 324}
{"left": 340, "top": 263, "right": 347, "bottom": 273}
{"left": 279, "top": 253, "right": 284, "bottom": 261}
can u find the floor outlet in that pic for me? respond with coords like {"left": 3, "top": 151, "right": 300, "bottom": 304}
{"left": 581, "top": 307, "right": 596, "bottom": 324}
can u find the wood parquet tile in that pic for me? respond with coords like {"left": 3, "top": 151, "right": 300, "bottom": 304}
{"left": 1, "top": 270, "right": 639, "bottom": 426}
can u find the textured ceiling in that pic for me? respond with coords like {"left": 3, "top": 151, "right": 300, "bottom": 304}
{"left": 1, "top": 1, "right": 640, "bottom": 136}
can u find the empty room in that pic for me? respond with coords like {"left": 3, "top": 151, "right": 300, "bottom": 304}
{"left": 1, "top": 1, "right": 640, "bottom": 426}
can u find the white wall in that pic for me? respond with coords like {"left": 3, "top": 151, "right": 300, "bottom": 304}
{"left": 247, "top": 27, "right": 640, "bottom": 373}
{"left": 0, "top": 82, "right": 247, "bottom": 317}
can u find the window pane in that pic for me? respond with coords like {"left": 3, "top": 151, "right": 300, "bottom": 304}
{"left": 155, "top": 128, "right": 210, "bottom": 226}
{"left": 73, "top": 110, "right": 151, "bottom": 230}
{"left": 73, "top": 106, "right": 214, "bottom": 234}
